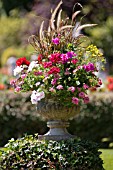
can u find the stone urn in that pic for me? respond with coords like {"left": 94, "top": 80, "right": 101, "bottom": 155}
{"left": 36, "top": 98, "right": 80, "bottom": 141}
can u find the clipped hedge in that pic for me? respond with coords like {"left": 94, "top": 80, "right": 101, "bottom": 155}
{"left": 0, "top": 135, "right": 104, "bottom": 170}
{"left": 0, "top": 91, "right": 113, "bottom": 148}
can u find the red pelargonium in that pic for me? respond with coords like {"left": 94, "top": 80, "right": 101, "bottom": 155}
{"left": 16, "top": 57, "right": 30, "bottom": 66}
{"left": 49, "top": 53, "right": 61, "bottom": 63}
{"left": 48, "top": 67, "right": 60, "bottom": 74}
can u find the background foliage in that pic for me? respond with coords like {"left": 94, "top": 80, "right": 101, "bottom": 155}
{"left": 0, "top": 91, "right": 113, "bottom": 148}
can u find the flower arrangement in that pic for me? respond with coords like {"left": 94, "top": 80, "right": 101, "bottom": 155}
{"left": 11, "top": 1, "right": 105, "bottom": 107}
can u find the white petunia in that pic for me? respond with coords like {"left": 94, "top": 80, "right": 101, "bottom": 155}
{"left": 27, "top": 61, "right": 39, "bottom": 72}
{"left": 31, "top": 90, "right": 45, "bottom": 104}
{"left": 13, "top": 66, "right": 23, "bottom": 76}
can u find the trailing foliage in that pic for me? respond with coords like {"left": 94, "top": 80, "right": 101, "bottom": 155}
{"left": 0, "top": 134, "right": 104, "bottom": 170}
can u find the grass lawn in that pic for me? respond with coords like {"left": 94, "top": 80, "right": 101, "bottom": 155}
{"left": 100, "top": 149, "right": 113, "bottom": 170}
{"left": 0, "top": 148, "right": 113, "bottom": 169}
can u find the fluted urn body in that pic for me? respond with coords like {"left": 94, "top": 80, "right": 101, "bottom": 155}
{"left": 37, "top": 98, "right": 80, "bottom": 141}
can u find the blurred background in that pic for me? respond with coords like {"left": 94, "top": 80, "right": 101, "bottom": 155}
{"left": 0, "top": 0, "right": 113, "bottom": 148}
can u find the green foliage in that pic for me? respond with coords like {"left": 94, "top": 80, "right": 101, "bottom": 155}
{"left": 69, "top": 93, "right": 113, "bottom": 148}
{"left": 0, "top": 134, "right": 104, "bottom": 170}
{"left": 0, "top": 17, "right": 23, "bottom": 50}
{"left": 86, "top": 16, "right": 113, "bottom": 72}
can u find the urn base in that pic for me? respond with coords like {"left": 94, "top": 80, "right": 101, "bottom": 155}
{"left": 38, "top": 120, "right": 75, "bottom": 141}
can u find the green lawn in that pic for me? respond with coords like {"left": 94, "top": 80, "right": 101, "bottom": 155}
{"left": 100, "top": 149, "right": 113, "bottom": 170}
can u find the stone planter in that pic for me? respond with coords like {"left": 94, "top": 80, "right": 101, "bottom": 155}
{"left": 36, "top": 98, "right": 80, "bottom": 140}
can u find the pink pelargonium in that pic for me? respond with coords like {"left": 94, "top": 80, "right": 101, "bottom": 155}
{"left": 71, "top": 59, "right": 78, "bottom": 64}
{"left": 72, "top": 97, "right": 79, "bottom": 105}
{"left": 43, "top": 61, "right": 52, "bottom": 68}
{"left": 52, "top": 37, "right": 60, "bottom": 45}
{"left": 48, "top": 67, "right": 60, "bottom": 74}
{"left": 49, "top": 53, "right": 61, "bottom": 63}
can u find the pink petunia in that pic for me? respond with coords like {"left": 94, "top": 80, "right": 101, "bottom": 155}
{"left": 83, "top": 96, "right": 89, "bottom": 104}
{"left": 83, "top": 84, "right": 89, "bottom": 89}
{"left": 56, "top": 85, "right": 63, "bottom": 90}
{"left": 68, "top": 86, "right": 75, "bottom": 93}
{"left": 51, "top": 78, "right": 57, "bottom": 85}
{"left": 72, "top": 97, "right": 79, "bottom": 105}
{"left": 79, "top": 92, "right": 85, "bottom": 98}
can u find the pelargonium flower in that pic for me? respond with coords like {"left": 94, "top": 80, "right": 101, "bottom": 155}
{"left": 48, "top": 67, "right": 60, "bottom": 74}
{"left": 61, "top": 54, "right": 69, "bottom": 63}
{"left": 71, "top": 59, "right": 78, "bottom": 64}
{"left": 16, "top": 57, "right": 30, "bottom": 66}
{"left": 52, "top": 37, "right": 60, "bottom": 45}
{"left": 43, "top": 61, "right": 52, "bottom": 68}
{"left": 72, "top": 97, "right": 79, "bottom": 105}
{"left": 49, "top": 53, "right": 61, "bottom": 63}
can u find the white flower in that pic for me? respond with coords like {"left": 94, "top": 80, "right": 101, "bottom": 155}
{"left": 35, "top": 82, "right": 40, "bottom": 86}
{"left": 31, "top": 90, "right": 45, "bottom": 104}
{"left": 27, "top": 61, "right": 38, "bottom": 72}
{"left": 13, "top": 66, "right": 23, "bottom": 76}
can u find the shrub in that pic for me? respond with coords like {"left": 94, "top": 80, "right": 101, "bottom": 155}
{"left": 0, "top": 134, "right": 104, "bottom": 170}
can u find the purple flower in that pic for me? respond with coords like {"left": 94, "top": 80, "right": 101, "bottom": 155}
{"left": 72, "top": 97, "right": 79, "bottom": 105}
{"left": 61, "top": 54, "right": 68, "bottom": 63}
{"left": 52, "top": 37, "right": 60, "bottom": 45}
{"left": 83, "top": 63, "right": 95, "bottom": 72}
{"left": 66, "top": 51, "right": 76, "bottom": 59}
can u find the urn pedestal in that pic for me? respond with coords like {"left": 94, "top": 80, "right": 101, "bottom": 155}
{"left": 37, "top": 99, "right": 80, "bottom": 141}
